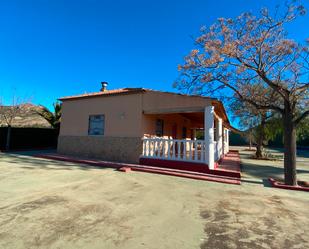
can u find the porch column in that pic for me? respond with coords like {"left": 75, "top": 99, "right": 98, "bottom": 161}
{"left": 217, "top": 118, "right": 223, "bottom": 160}
{"left": 222, "top": 127, "right": 225, "bottom": 156}
{"left": 204, "top": 106, "right": 214, "bottom": 169}
{"left": 226, "top": 129, "right": 229, "bottom": 153}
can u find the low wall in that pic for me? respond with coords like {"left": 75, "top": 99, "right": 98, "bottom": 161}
{"left": 57, "top": 136, "right": 142, "bottom": 164}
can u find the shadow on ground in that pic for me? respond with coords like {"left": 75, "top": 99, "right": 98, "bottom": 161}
{"left": 0, "top": 152, "right": 116, "bottom": 172}
{"left": 237, "top": 147, "right": 309, "bottom": 184}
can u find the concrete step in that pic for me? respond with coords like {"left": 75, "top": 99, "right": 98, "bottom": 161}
{"left": 119, "top": 165, "right": 241, "bottom": 185}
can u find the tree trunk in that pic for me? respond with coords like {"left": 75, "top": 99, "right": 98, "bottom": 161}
{"left": 256, "top": 144, "right": 263, "bottom": 158}
{"left": 255, "top": 115, "right": 266, "bottom": 159}
{"left": 283, "top": 103, "right": 297, "bottom": 186}
{"left": 5, "top": 125, "right": 12, "bottom": 151}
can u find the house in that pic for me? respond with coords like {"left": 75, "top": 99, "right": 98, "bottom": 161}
{"left": 0, "top": 104, "right": 51, "bottom": 128}
{"left": 58, "top": 83, "right": 231, "bottom": 170}
{"left": 0, "top": 104, "right": 57, "bottom": 150}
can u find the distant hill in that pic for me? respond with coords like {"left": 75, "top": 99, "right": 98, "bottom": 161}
{"left": 0, "top": 104, "right": 51, "bottom": 128}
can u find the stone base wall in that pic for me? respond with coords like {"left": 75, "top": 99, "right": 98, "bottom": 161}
{"left": 57, "top": 136, "right": 142, "bottom": 164}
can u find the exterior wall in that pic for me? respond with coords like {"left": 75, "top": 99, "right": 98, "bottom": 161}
{"left": 60, "top": 93, "right": 143, "bottom": 137}
{"left": 58, "top": 93, "right": 144, "bottom": 163}
{"left": 58, "top": 136, "right": 142, "bottom": 163}
{"left": 142, "top": 91, "right": 211, "bottom": 112}
{"left": 142, "top": 113, "right": 194, "bottom": 139}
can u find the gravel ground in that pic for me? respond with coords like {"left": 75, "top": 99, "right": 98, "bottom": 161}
{"left": 0, "top": 147, "right": 308, "bottom": 249}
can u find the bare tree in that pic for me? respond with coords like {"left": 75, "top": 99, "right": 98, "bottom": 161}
{"left": 0, "top": 96, "right": 29, "bottom": 150}
{"left": 175, "top": 1, "right": 309, "bottom": 185}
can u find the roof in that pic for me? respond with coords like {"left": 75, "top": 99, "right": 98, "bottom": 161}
{"left": 59, "top": 88, "right": 146, "bottom": 101}
{"left": 59, "top": 87, "right": 216, "bottom": 101}
{"left": 0, "top": 104, "right": 51, "bottom": 128}
{"left": 59, "top": 87, "right": 233, "bottom": 127}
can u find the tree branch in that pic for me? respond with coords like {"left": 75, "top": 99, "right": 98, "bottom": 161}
{"left": 294, "top": 110, "right": 309, "bottom": 125}
{"left": 216, "top": 78, "right": 284, "bottom": 113}
{"left": 295, "top": 83, "right": 309, "bottom": 92}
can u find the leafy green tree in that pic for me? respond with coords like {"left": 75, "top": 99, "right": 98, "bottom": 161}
{"left": 296, "top": 117, "right": 309, "bottom": 144}
{"left": 267, "top": 116, "right": 309, "bottom": 147}
{"left": 37, "top": 102, "right": 62, "bottom": 134}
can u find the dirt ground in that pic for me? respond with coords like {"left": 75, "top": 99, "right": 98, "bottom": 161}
{"left": 0, "top": 148, "right": 308, "bottom": 249}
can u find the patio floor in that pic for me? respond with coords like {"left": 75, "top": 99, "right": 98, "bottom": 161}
{"left": 1, "top": 148, "right": 308, "bottom": 249}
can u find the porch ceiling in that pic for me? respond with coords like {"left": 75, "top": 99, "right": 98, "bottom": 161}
{"left": 143, "top": 102, "right": 231, "bottom": 128}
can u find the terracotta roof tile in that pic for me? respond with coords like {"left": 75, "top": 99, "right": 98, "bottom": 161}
{"left": 59, "top": 88, "right": 146, "bottom": 101}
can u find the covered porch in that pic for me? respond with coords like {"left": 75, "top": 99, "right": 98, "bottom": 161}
{"left": 140, "top": 103, "right": 230, "bottom": 170}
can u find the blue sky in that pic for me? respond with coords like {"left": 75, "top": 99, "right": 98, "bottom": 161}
{"left": 0, "top": 0, "right": 308, "bottom": 125}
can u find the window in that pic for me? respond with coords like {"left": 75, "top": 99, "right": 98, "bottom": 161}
{"left": 88, "top": 115, "right": 105, "bottom": 135}
{"left": 155, "top": 119, "right": 164, "bottom": 137}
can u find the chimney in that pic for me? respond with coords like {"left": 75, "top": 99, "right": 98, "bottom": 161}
{"left": 100, "top": 81, "right": 108, "bottom": 92}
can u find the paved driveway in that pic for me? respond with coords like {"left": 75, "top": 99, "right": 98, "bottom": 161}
{"left": 0, "top": 150, "right": 308, "bottom": 249}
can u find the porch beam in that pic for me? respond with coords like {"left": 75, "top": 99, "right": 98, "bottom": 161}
{"left": 143, "top": 106, "right": 204, "bottom": 114}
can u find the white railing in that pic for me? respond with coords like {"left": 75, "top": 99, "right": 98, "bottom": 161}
{"left": 142, "top": 138, "right": 207, "bottom": 163}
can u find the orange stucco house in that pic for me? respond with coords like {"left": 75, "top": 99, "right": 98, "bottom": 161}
{"left": 58, "top": 83, "right": 230, "bottom": 170}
